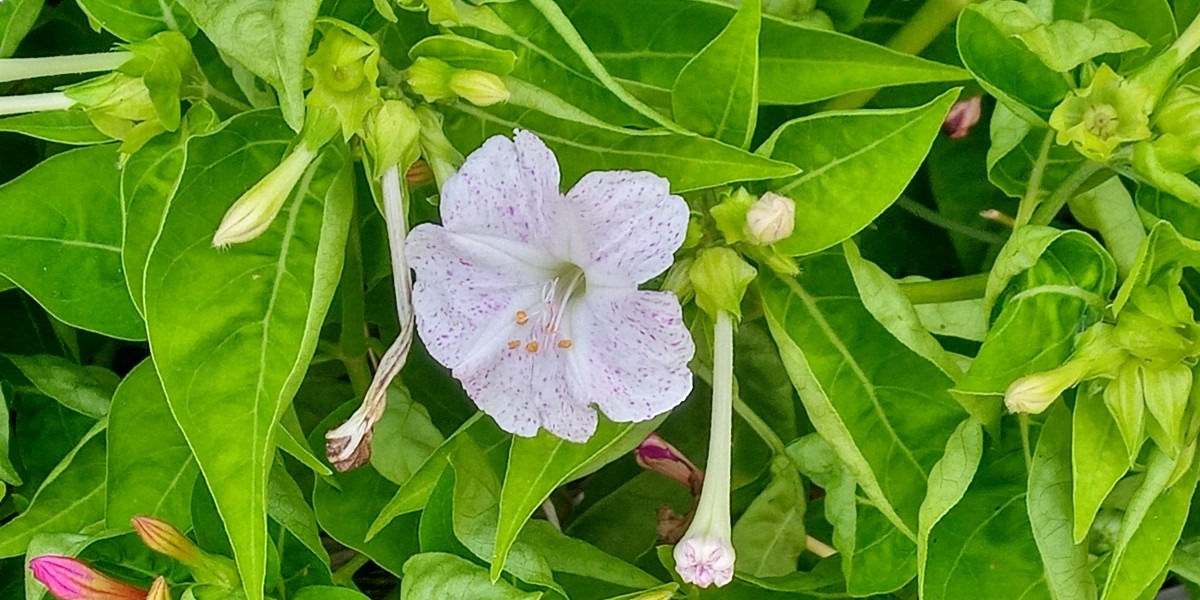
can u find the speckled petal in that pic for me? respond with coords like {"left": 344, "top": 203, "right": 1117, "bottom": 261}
{"left": 455, "top": 345, "right": 598, "bottom": 442}
{"left": 563, "top": 171, "right": 689, "bottom": 285}
{"left": 408, "top": 224, "right": 550, "bottom": 369}
{"left": 441, "top": 130, "right": 561, "bottom": 245}
{"left": 573, "top": 288, "right": 694, "bottom": 423}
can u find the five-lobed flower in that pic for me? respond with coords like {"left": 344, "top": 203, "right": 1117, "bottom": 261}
{"left": 406, "top": 131, "right": 695, "bottom": 442}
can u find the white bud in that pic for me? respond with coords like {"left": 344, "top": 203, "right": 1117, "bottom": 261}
{"left": 745, "top": 192, "right": 795, "bottom": 245}
{"left": 673, "top": 534, "right": 736, "bottom": 588}
{"left": 448, "top": 70, "right": 510, "bottom": 107}
{"left": 211, "top": 146, "right": 317, "bottom": 247}
{"left": 1004, "top": 361, "right": 1088, "bottom": 414}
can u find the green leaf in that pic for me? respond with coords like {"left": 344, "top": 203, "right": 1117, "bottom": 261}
{"left": 519, "top": 520, "right": 662, "bottom": 592}
{"left": 923, "top": 433, "right": 1049, "bottom": 599}
{"left": 0, "top": 112, "right": 111, "bottom": 145}
{"left": 760, "top": 249, "right": 968, "bottom": 537}
{"left": 142, "top": 110, "right": 353, "bottom": 600}
{"left": 670, "top": 0, "right": 759, "bottom": 147}
{"left": 0, "top": 145, "right": 145, "bottom": 340}
{"left": 175, "top": 0, "right": 321, "bottom": 130}
{"left": 757, "top": 90, "right": 959, "bottom": 256}
{"left": 444, "top": 104, "right": 799, "bottom": 193}
{"left": 293, "top": 587, "right": 370, "bottom": 600}
{"left": 731, "top": 455, "right": 806, "bottom": 578}
{"left": 408, "top": 34, "right": 516, "bottom": 74}
{"left": 982, "top": 1, "right": 1150, "bottom": 72}
{"left": 957, "top": 2, "right": 1071, "bottom": 123}
{"left": 0, "top": 354, "right": 116, "bottom": 419}
{"left": 493, "top": 417, "right": 660, "bottom": 578}
{"left": 824, "top": 461, "right": 916, "bottom": 594}
{"left": 1052, "top": 0, "right": 1177, "bottom": 60}
{"left": 0, "top": 383, "right": 20, "bottom": 486}
{"left": 0, "top": 0, "right": 41, "bottom": 57}
{"left": 0, "top": 422, "right": 107, "bottom": 557}
{"left": 12, "top": 394, "right": 96, "bottom": 491}
{"left": 268, "top": 460, "right": 330, "bottom": 568}
{"left": 986, "top": 103, "right": 1088, "bottom": 200}
{"left": 75, "top": 0, "right": 194, "bottom": 42}
{"left": 957, "top": 226, "right": 1115, "bottom": 400}
{"left": 916, "top": 418, "right": 983, "bottom": 596}
{"left": 105, "top": 360, "right": 197, "bottom": 529}
{"left": 1028, "top": 403, "right": 1096, "bottom": 600}
{"left": 401, "top": 552, "right": 542, "bottom": 600}
{"left": 370, "top": 386, "right": 444, "bottom": 485}
{"left": 1072, "top": 382, "right": 1132, "bottom": 544}
{"left": 565, "top": 0, "right": 967, "bottom": 107}
{"left": 1068, "top": 177, "right": 1146, "bottom": 278}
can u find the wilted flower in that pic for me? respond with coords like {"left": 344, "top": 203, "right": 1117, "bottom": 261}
{"left": 406, "top": 131, "right": 694, "bottom": 441}
{"left": 1049, "top": 64, "right": 1151, "bottom": 160}
{"left": 745, "top": 192, "right": 795, "bottom": 245}
{"left": 942, "top": 95, "right": 983, "bottom": 139}
{"left": 636, "top": 432, "right": 703, "bottom": 494}
{"left": 29, "top": 555, "right": 146, "bottom": 600}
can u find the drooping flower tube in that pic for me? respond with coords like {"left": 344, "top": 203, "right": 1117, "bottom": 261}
{"left": 406, "top": 131, "right": 694, "bottom": 442}
{"left": 29, "top": 555, "right": 147, "bottom": 600}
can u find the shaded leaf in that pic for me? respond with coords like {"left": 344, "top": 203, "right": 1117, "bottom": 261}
{"left": 670, "top": 0, "right": 759, "bottom": 147}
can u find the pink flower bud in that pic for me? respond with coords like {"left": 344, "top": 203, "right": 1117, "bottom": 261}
{"left": 132, "top": 516, "right": 203, "bottom": 566}
{"left": 942, "top": 96, "right": 983, "bottom": 139}
{"left": 636, "top": 433, "right": 703, "bottom": 494}
{"left": 29, "top": 555, "right": 147, "bottom": 600}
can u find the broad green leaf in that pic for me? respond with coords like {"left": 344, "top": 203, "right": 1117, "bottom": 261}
{"left": 1069, "top": 177, "right": 1146, "bottom": 278}
{"left": 493, "top": 417, "right": 660, "bottom": 578}
{"left": 1053, "top": 0, "right": 1177, "bottom": 60}
{"left": 824, "top": 461, "right": 916, "bottom": 594}
{"left": 0, "top": 383, "right": 19, "bottom": 485}
{"left": 670, "top": 0, "right": 759, "bottom": 147}
{"left": 916, "top": 418, "right": 983, "bottom": 596}
{"left": 923, "top": 435, "right": 1049, "bottom": 599}
{"left": 293, "top": 587, "right": 370, "bottom": 600}
{"left": 0, "top": 354, "right": 116, "bottom": 419}
{"left": 757, "top": 90, "right": 959, "bottom": 256}
{"left": 760, "top": 249, "right": 968, "bottom": 537}
{"left": 312, "top": 403, "right": 421, "bottom": 576}
{"left": 1029, "top": 404, "right": 1096, "bottom": 600}
{"left": 0, "top": 145, "right": 145, "bottom": 340}
{"left": 732, "top": 455, "right": 806, "bottom": 578}
{"left": 912, "top": 296, "right": 987, "bottom": 342}
{"left": 268, "top": 461, "right": 330, "bottom": 568}
{"left": 957, "top": 227, "right": 1116, "bottom": 397}
{"left": 958, "top": 2, "right": 1071, "bottom": 122}
{"left": 1102, "top": 446, "right": 1200, "bottom": 600}
{"left": 106, "top": 360, "right": 197, "bottom": 528}
{"left": 0, "top": 422, "right": 106, "bottom": 557}
{"left": 143, "top": 111, "right": 353, "bottom": 600}
{"left": 401, "top": 552, "right": 542, "bottom": 600}
{"left": 983, "top": 1, "right": 1150, "bottom": 71}
{"left": 0, "top": 112, "right": 110, "bottom": 145}
{"left": 986, "top": 103, "right": 1089, "bottom": 201}
{"left": 12, "top": 393, "right": 96, "bottom": 491}
{"left": 370, "top": 386, "right": 444, "bottom": 485}
{"left": 1072, "top": 381, "right": 1129, "bottom": 544}
{"left": 444, "top": 104, "right": 798, "bottom": 193}
{"left": 0, "top": 0, "right": 40, "bottom": 57}
{"left": 565, "top": 0, "right": 967, "bottom": 107}
{"left": 76, "top": 0, "right": 194, "bottom": 42}
{"left": 122, "top": 103, "right": 220, "bottom": 314}
{"left": 519, "top": 520, "right": 661, "bottom": 592}
{"left": 175, "top": 0, "right": 321, "bottom": 130}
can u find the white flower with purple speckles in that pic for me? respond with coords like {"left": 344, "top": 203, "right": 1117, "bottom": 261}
{"left": 406, "top": 131, "right": 695, "bottom": 442}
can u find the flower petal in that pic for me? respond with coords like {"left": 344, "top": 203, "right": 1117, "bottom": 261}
{"left": 440, "top": 130, "right": 560, "bottom": 244}
{"left": 573, "top": 289, "right": 694, "bottom": 422}
{"left": 408, "top": 224, "right": 549, "bottom": 369}
{"left": 563, "top": 171, "right": 689, "bottom": 285}
{"left": 456, "top": 347, "right": 597, "bottom": 442}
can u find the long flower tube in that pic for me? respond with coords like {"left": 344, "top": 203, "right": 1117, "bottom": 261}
{"left": 673, "top": 310, "right": 736, "bottom": 588}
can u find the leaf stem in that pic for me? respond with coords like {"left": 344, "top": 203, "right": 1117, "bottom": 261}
{"left": 331, "top": 552, "right": 370, "bottom": 586}
{"left": 339, "top": 202, "right": 373, "bottom": 399}
{"left": 1014, "top": 131, "right": 1055, "bottom": 228}
{"left": 0, "top": 51, "right": 131, "bottom": 84}
{"left": 823, "top": 0, "right": 980, "bottom": 110}
{"left": 1029, "top": 162, "right": 1108, "bottom": 226}
{"left": 0, "top": 92, "right": 76, "bottom": 117}
{"left": 898, "top": 272, "right": 989, "bottom": 304}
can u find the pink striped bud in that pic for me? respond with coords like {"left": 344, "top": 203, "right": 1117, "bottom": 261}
{"left": 29, "top": 555, "right": 146, "bottom": 600}
{"left": 146, "top": 577, "right": 169, "bottom": 600}
{"left": 132, "top": 516, "right": 203, "bottom": 566}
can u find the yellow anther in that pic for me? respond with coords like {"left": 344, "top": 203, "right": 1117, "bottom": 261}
{"left": 507, "top": 340, "right": 520, "bottom": 350}
{"left": 515, "top": 310, "right": 529, "bottom": 325}
{"left": 557, "top": 339, "right": 573, "bottom": 349}
{"left": 526, "top": 341, "right": 540, "bottom": 353}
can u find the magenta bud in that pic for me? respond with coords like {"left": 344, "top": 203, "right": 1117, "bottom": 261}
{"left": 942, "top": 96, "right": 983, "bottom": 139}
{"left": 29, "top": 555, "right": 147, "bottom": 600}
{"left": 635, "top": 433, "right": 703, "bottom": 493}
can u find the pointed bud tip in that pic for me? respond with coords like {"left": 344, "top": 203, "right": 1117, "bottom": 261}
{"left": 30, "top": 555, "right": 146, "bottom": 600}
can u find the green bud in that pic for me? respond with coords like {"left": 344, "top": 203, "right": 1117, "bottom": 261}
{"left": 406, "top": 56, "right": 456, "bottom": 103}
{"left": 448, "top": 69, "right": 510, "bottom": 106}
{"left": 709, "top": 188, "right": 755, "bottom": 245}
{"left": 363, "top": 100, "right": 421, "bottom": 178}
{"left": 119, "top": 31, "right": 201, "bottom": 132}
{"left": 1142, "top": 362, "right": 1193, "bottom": 457}
{"left": 1155, "top": 84, "right": 1200, "bottom": 139}
{"left": 305, "top": 21, "right": 381, "bottom": 140}
{"left": 212, "top": 144, "right": 319, "bottom": 247}
{"left": 1004, "top": 359, "right": 1089, "bottom": 414}
{"left": 1132, "top": 139, "right": 1200, "bottom": 205}
{"left": 63, "top": 72, "right": 163, "bottom": 153}
{"left": 1049, "top": 64, "right": 1152, "bottom": 161}
{"left": 690, "top": 248, "right": 757, "bottom": 320}
{"left": 1104, "top": 360, "right": 1147, "bottom": 465}
{"left": 1113, "top": 298, "right": 1198, "bottom": 366}
{"left": 661, "top": 257, "right": 695, "bottom": 306}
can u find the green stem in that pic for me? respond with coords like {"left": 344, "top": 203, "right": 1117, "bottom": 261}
{"left": 1014, "top": 131, "right": 1055, "bottom": 228}
{"left": 0, "top": 92, "right": 76, "bottom": 117}
{"left": 1030, "top": 162, "right": 1107, "bottom": 226}
{"left": 0, "top": 51, "right": 131, "bottom": 84}
{"left": 1018, "top": 413, "right": 1033, "bottom": 473}
{"left": 340, "top": 206, "right": 373, "bottom": 399}
{"left": 823, "top": 0, "right": 980, "bottom": 110}
{"left": 898, "top": 272, "right": 989, "bottom": 304}
{"left": 332, "top": 553, "right": 370, "bottom": 586}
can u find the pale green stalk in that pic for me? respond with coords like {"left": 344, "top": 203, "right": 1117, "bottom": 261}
{"left": 0, "top": 92, "right": 76, "bottom": 116}
{"left": 0, "top": 51, "right": 130, "bottom": 84}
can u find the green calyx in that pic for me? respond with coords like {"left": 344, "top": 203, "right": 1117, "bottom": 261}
{"left": 690, "top": 248, "right": 757, "bottom": 320}
{"left": 1049, "top": 64, "right": 1152, "bottom": 161}
{"left": 363, "top": 100, "right": 422, "bottom": 178}
{"left": 305, "top": 20, "right": 381, "bottom": 141}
